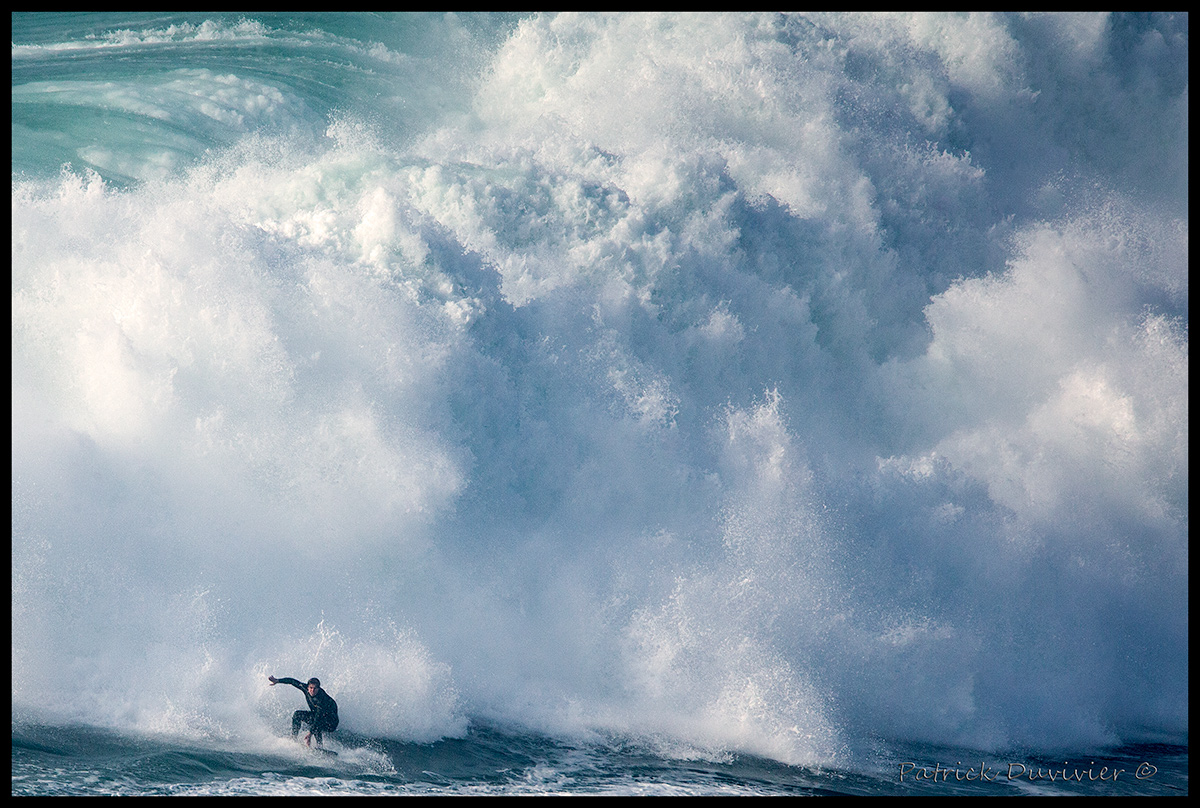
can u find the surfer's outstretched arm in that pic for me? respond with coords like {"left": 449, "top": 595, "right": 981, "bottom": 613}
{"left": 267, "top": 675, "right": 305, "bottom": 690}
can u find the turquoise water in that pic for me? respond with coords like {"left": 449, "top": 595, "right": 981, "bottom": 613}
{"left": 12, "top": 13, "right": 513, "bottom": 184}
{"left": 12, "top": 12, "right": 1187, "bottom": 796}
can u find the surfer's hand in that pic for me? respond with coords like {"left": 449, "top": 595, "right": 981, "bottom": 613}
{"left": 304, "top": 732, "right": 312, "bottom": 746}
{"left": 268, "top": 675, "right": 277, "bottom": 685}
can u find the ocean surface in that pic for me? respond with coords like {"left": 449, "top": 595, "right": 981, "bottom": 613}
{"left": 11, "top": 12, "right": 1187, "bottom": 796}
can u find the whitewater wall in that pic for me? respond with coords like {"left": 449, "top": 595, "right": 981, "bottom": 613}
{"left": 12, "top": 12, "right": 1187, "bottom": 766}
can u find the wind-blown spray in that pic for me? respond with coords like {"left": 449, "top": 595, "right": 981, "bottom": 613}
{"left": 12, "top": 12, "right": 1187, "bottom": 771}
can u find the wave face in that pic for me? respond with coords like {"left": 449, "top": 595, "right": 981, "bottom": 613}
{"left": 12, "top": 12, "right": 1188, "bottom": 768}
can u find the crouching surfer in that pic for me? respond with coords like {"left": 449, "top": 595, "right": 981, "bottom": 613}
{"left": 268, "top": 675, "right": 339, "bottom": 748}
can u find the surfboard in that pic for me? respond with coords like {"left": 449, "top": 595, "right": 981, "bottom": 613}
{"left": 295, "top": 739, "right": 338, "bottom": 756}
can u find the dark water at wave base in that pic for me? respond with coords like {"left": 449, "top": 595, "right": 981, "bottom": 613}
{"left": 10, "top": 722, "right": 1188, "bottom": 796}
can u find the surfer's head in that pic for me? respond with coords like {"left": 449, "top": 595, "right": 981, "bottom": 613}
{"left": 307, "top": 677, "right": 320, "bottom": 694}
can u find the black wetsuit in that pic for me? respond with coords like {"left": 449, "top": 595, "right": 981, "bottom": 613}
{"left": 276, "top": 678, "right": 339, "bottom": 745}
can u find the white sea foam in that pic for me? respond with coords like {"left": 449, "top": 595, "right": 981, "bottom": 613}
{"left": 11, "top": 12, "right": 1187, "bottom": 768}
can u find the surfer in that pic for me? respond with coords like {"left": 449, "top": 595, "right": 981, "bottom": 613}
{"left": 268, "top": 675, "right": 339, "bottom": 747}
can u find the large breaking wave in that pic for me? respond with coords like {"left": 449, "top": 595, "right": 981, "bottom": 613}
{"left": 12, "top": 12, "right": 1187, "bottom": 768}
